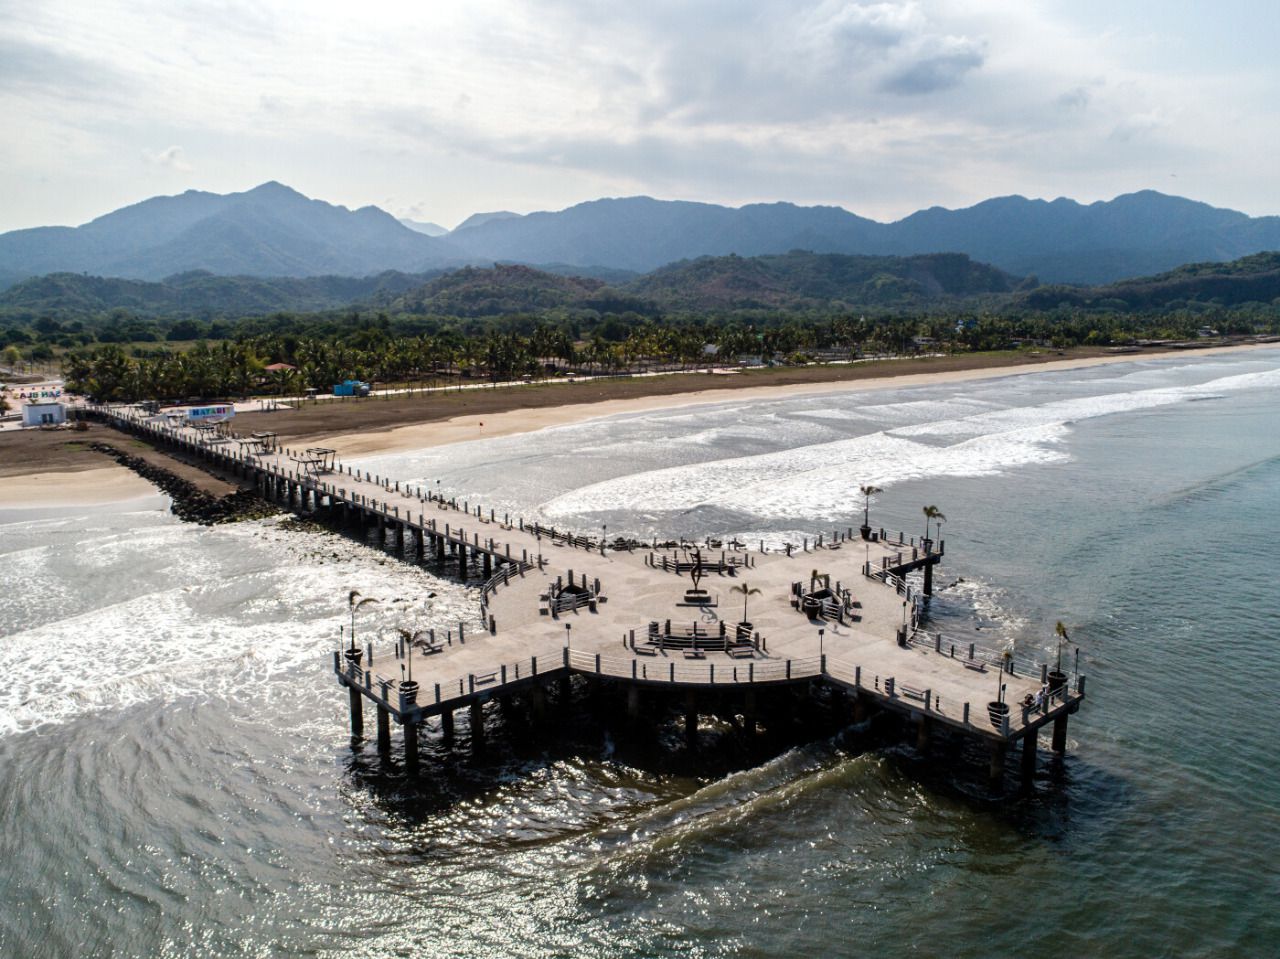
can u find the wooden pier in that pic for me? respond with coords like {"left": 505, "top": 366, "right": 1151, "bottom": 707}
{"left": 96, "top": 404, "right": 1086, "bottom": 791}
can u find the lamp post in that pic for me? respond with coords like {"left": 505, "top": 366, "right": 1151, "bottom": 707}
{"left": 819, "top": 627, "right": 825, "bottom": 662}
{"left": 601, "top": 524, "right": 607, "bottom": 556}
{"left": 565, "top": 622, "right": 571, "bottom": 651}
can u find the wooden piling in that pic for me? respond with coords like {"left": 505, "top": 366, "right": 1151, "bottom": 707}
{"left": 376, "top": 704, "right": 391, "bottom": 753}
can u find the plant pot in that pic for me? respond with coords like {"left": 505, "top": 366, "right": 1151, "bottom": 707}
{"left": 399, "top": 680, "right": 419, "bottom": 707}
{"left": 736, "top": 621, "right": 753, "bottom": 641}
{"left": 344, "top": 648, "right": 363, "bottom": 667}
{"left": 1047, "top": 669, "right": 1068, "bottom": 693}
{"left": 987, "top": 700, "right": 1010, "bottom": 730}
{"left": 860, "top": 524, "right": 872, "bottom": 541}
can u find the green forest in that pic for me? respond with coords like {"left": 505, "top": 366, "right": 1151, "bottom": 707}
{"left": 3, "top": 251, "right": 1279, "bottom": 403}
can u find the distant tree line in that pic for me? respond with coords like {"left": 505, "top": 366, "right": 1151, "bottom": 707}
{"left": 40, "top": 305, "right": 1279, "bottom": 404}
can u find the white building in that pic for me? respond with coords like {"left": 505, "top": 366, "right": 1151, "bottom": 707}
{"left": 22, "top": 401, "right": 66, "bottom": 427}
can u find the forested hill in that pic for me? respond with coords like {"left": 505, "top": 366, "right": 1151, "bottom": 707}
{"left": 380, "top": 252, "right": 1018, "bottom": 315}
{"left": 1019, "top": 252, "right": 1280, "bottom": 311}
{"left": 378, "top": 264, "right": 648, "bottom": 316}
{"left": 631, "top": 252, "right": 1017, "bottom": 309}
{"left": 6, "top": 250, "right": 1280, "bottom": 324}
{"left": 0, "top": 270, "right": 434, "bottom": 320}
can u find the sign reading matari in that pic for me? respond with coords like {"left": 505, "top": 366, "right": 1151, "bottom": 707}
{"left": 185, "top": 405, "right": 234, "bottom": 422}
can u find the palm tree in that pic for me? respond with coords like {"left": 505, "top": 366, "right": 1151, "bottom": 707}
{"left": 1054, "top": 621, "right": 1070, "bottom": 673}
{"left": 397, "top": 627, "right": 425, "bottom": 684}
{"left": 922, "top": 505, "right": 945, "bottom": 543}
{"left": 730, "top": 582, "right": 762, "bottom": 623}
{"left": 346, "top": 590, "right": 379, "bottom": 653}
{"left": 859, "top": 484, "right": 882, "bottom": 534}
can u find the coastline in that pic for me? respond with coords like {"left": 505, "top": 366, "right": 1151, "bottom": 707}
{"left": 315, "top": 341, "right": 1278, "bottom": 458}
{"left": 1, "top": 341, "right": 1274, "bottom": 507}
{"left": 0, "top": 467, "right": 155, "bottom": 508}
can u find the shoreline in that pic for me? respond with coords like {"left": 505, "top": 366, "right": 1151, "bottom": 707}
{"left": 316, "top": 341, "right": 1278, "bottom": 459}
{"left": 1, "top": 341, "right": 1275, "bottom": 507}
{"left": 0, "top": 467, "right": 156, "bottom": 508}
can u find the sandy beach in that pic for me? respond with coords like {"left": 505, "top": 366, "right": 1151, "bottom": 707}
{"left": 313, "top": 342, "right": 1277, "bottom": 458}
{"left": 0, "top": 466, "right": 154, "bottom": 508}
{"left": 1, "top": 341, "right": 1273, "bottom": 507}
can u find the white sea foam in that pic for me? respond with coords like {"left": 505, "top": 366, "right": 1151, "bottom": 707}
{"left": 541, "top": 366, "right": 1280, "bottom": 521}
{"left": 0, "top": 516, "right": 476, "bottom": 736}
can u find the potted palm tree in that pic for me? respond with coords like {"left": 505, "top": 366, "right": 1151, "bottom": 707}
{"left": 921, "top": 505, "right": 944, "bottom": 553}
{"left": 1048, "top": 621, "right": 1070, "bottom": 693}
{"left": 345, "top": 590, "right": 379, "bottom": 666}
{"left": 397, "top": 627, "right": 420, "bottom": 705}
{"left": 859, "top": 484, "right": 882, "bottom": 540}
{"left": 730, "top": 582, "right": 762, "bottom": 641}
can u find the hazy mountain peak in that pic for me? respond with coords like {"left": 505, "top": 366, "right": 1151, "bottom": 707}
{"left": 453, "top": 210, "right": 523, "bottom": 232}
{"left": 399, "top": 218, "right": 449, "bottom": 236}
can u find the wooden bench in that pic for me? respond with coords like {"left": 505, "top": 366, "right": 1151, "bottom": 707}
{"left": 727, "top": 645, "right": 755, "bottom": 659}
{"left": 634, "top": 646, "right": 658, "bottom": 656}
{"left": 900, "top": 684, "right": 928, "bottom": 701}
{"left": 683, "top": 649, "right": 706, "bottom": 660}
{"left": 962, "top": 659, "right": 987, "bottom": 672}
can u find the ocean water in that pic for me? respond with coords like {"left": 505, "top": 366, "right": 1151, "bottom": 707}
{"left": 2, "top": 349, "right": 1279, "bottom": 957}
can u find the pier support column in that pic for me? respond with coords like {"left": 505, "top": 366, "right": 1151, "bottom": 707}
{"left": 377, "top": 514, "right": 386, "bottom": 542}
{"left": 348, "top": 686, "right": 364, "bottom": 738}
{"left": 459, "top": 545, "right": 468, "bottom": 578}
{"left": 852, "top": 691, "right": 870, "bottom": 724}
{"left": 923, "top": 561, "right": 934, "bottom": 596}
{"left": 684, "top": 690, "right": 698, "bottom": 750}
{"left": 482, "top": 552, "right": 492, "bottom": 579}
{"left": 470, "top": 701, "right": 486, "bottom": 752}
{"left": 403, "top": 721, "right": 419, "bottom": 774}
{"left": 413, "top": 529, "right": 424, "bottom": 561}
{"left": 916, "top": 714, "right": 931, "bottom": 752}
{"left": 395, "top": 524, "right": 405, "bottom": 552}
{"left": 441, "top": 709, "right": 455, "bottom": 744}
{"left": 528, "top": 684, "right": 547, "bottom": 724}
{"left": 988, "top": 740, "right": 1006, "bottom": 793}
{"left": 1020, "top": 731, "right": 1037, "bottom": 788}
{"left": 376, "top": 704, "right": 391, "bottom": 754}
{"left": 1052, "top": 713, "right": 1069, "bottom": 754}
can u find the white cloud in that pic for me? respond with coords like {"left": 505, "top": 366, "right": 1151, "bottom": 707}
{"left": 0, "top": 0, "right": 1277, "bottom": 230}
{"left": 144, "top": 145, "right": 193, "bottom": 172}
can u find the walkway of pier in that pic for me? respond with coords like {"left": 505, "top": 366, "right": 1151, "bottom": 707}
{"left": 96, "top": 404, "right": 1086, "bottom": 790}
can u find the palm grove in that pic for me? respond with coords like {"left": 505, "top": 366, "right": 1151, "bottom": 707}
{"left": 36, "top": 306, "right": 1277, "bottom": 403}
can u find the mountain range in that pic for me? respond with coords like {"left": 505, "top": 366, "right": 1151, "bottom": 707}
{"left": 0, "top": 251, "right": 1025, "bottom": 320}
{"left": 3, "top": 249, "right": 1275, "bottom": 322}
{"left": 3, "top": 181, "right": 1280, "bottom": 290}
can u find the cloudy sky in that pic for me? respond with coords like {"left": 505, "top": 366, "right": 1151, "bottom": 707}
{"left": 1, "top": 0, "right": 1276, "bottom": 232}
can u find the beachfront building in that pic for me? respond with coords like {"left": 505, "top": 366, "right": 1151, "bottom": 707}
{"left": 22, "top": 401, "right": 66, "bottom": 427}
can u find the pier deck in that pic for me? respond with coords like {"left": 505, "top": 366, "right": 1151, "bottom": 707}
{"left": 98, "top": 404, "right": 1085, "bottom": 785}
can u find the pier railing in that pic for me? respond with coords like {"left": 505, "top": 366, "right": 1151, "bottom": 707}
{"left": 907, "top": 627, "right": 1083, "bottom": 690}
{"left": 568, "top": 649, "right": 821, "bottom": 685}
